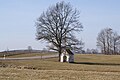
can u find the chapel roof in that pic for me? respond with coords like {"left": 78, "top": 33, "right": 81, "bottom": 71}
{"left": 66, "top": 49, "right": 74, "bottom": 55}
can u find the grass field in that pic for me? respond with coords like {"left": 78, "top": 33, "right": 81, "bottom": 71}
{"left": 0, "top": 52, "right": 57, "bottom": 58}
{"left": 0, "top": 54, "right": 120, "bottom": 80}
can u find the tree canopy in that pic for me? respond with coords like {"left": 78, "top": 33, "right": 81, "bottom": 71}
{"left": 36, "top": 1, "right": 83, "bottom": 61}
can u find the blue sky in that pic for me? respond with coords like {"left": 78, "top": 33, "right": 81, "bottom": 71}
{"left": 0, "top": 0, "right": 120, "bottom": 51}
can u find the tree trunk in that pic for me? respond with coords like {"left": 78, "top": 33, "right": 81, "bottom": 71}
{"left": 58, "top": 42, "right": 62, "bottom": 62}
{"left": 58, "top": 50, "right": 62, "bottom": 62}
{"left": 103, "top": 42, "right": 106, "bottom": 54}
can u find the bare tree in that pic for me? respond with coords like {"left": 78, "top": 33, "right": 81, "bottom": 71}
{"left": 97, "top": 28, "right": 107, "bottom": 54}
{"left": 97, "top": 28, "right": 120, "bottom": 54}
{"left": 91, "top": 49, "right": 98, "bottom": 54}
{"left": 28, "top": 46, "right": 32, "bottom": 52}
{"left": 36, "top": 1, "right": 83, "bottom": 61}
{"left": 106, "top": 28, "right": 113, "bottom": 54}
{"left": 112, "top": 32, "right": 120, "bottom": 54}
{"left": 86, "top": 48, "right": 92, "bottom": 54}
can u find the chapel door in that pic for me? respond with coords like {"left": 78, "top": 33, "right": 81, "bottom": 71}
{"left": 63, "top": 56, "right": 67, "bottom": 62}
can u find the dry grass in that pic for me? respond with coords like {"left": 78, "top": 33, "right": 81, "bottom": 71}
{"left": 0, "top": 54, "right": 120, "bottom": 80}
{"left": 0, "top": 68, "right": 120, "bottom": 80}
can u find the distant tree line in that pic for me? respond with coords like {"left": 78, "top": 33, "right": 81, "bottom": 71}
{"left": 85, "top": 48, "right": 98, "bottom": 54}
{"left": 97, "top": 28, "right": 120, "bottom": 55}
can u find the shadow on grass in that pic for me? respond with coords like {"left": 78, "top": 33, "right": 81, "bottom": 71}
{"left": 72, "top": 62, "right": 120, "bottom": 66}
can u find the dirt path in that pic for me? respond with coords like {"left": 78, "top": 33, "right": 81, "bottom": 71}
{"left": 0, "top": 55, "right": 58, "bottom": 60}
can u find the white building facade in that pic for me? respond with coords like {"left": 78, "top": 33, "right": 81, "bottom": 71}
{"left": 60, "top": 49, "right": 74, "bottom": 63}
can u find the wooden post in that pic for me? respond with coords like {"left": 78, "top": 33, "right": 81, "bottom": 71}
{"left": 3, "top": 54, "right": 5, "bottom": 59}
